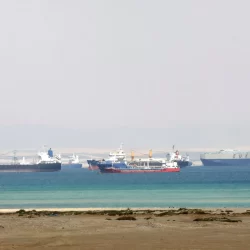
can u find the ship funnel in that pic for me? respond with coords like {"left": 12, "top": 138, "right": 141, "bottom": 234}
{"left": 149, "top": 149, "right": 152, "bottom": 158}
{"left": 131, "top": 151, "right": 134, "bottom": 161}
{"left": 48, "top": 148, "right": 53, "bottom": 157}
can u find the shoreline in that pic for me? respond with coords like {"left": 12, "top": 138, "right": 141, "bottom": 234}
{"left": 1, "top": 207, "right": 250, "bottom": 214}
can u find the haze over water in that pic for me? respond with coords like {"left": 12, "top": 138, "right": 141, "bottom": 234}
{"left": 0, "top": 1, "right": 250, "bottom": 150}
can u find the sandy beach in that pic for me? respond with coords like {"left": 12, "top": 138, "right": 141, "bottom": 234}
{"left": 0, "top": 208, "right": 250, "bottom": 250}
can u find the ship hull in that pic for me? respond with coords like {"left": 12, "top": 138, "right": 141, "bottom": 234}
{"left": 62, "top": 163, "right": 82, "bottom": 169}
{"left": 99, "top": 167, "right": 180, "bottom": 173}
{"left": 0, "top": 163, "right": 61, "bottom": 172}
{"left": 87, "top": 160, "right": 100, "bottom": 170}
{"left": 201, "top": 159, "right": 250, "bottom": 166}
{"left": 175, "top": 160, "right": 191, "bottom": 167}
{"left": 97, "top": 162, "right": 180, "bottom": 173}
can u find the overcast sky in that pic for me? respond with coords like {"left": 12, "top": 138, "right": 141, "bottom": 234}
{"left": 0, "top": 1, "right": 249, "bottom": 149}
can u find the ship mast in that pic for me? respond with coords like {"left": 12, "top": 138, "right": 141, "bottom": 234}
{"left": 13, "top": 150, "right": 17, "bottom": 165}
{"left": 149, "top": 149, "right": 152, "bottom": 159}
{"left": 131, "top": 151, "right": 134, "bottom": 161}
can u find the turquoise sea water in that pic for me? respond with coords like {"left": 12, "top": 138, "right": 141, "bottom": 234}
{"left": 0, "top": 166, "right": 250, "bottom": 209}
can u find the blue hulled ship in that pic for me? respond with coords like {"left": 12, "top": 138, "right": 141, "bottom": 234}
{"left": 200, "top": 149, "right": 250, "bottom": 166}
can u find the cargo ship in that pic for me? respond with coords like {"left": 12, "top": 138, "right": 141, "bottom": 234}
{"left": 88, "top": 144, "right": 191, "bottom": 170}
{"left": 87, "top": 144, "right": 126, "bottom": 170}
{"left": 200, "top": 149, "right": 250, "bottom": 166}
{"left": 0, "top": 147, "right": 61, "bottom": 172}
{"left": 166, "top": 147, "right": 191, "bottom": 167}
{"left": 62, "top": 154, "right": 82, "bottom": 169}
{"left": 97, "top": 149, "right": 180, "bottom": 173}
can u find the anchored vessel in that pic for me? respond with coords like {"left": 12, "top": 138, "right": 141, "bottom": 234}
{"left": 87, "top": 144, "right": 126, "bottom": 170}
{"left": 200, "top": 149, "right": 250, "bottom": 166}
{"left": 88, "top": 144, "right": 191, "bottom": 170}
{"left": 98, "top": 161, "right": 180, "bottom": 173}
{"left": 0, "top": 147, "right": 61, "bottom": 172}
{"left": 166, "top": 148, "right": 191, "bottom": 167}
{"left": 87, "top": 159, "right": 99, "bottom": 170}
{"left": 62, "top": 154, "right": 82, "bottom": 169}
{"left": 97, "top": 149, "right": 180, "bottom": 173}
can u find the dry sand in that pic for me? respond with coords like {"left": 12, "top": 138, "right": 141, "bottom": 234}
{"left": 0, "top": 208, "right": 250, "bottom": 250}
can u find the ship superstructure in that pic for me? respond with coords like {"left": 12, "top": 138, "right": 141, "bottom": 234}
{"left": 87, "top": 143, "right": 126, "bottom": 170}
{"left": 166, "top": 148, "right": 191, "bottom": 167}
{"left": 62, "top": 154, "right": 82, "bottom": 169}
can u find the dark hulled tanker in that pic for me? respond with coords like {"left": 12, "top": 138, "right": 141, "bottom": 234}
{"left": 0, "top": 148, "right": 61, "bottom": 172}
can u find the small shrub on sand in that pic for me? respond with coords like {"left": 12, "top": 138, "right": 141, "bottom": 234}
{"left": 116, "top": 216, "right": 136, "bottom": 221}
{"left": 193, "top": 217, "right": 242, "bottom": 223}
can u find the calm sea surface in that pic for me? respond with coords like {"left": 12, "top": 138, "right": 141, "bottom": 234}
{"left": 0, "top": 166, "right": 250, "bottom": 209}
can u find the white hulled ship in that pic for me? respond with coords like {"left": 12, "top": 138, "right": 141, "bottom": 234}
{"left": 200, "top": 149, "right": 250, "bottom": 166}
{"left": 62, "top": 154, "right": 83, "bottom": 169}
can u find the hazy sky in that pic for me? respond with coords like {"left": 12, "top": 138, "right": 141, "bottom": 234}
{"left": 0, "top": 1, "right": 249, "bottom": 149}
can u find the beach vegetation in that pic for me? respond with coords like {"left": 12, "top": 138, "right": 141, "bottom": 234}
{"left": 191, "top": 209, "right": 207, "bottom": 214}
{"left": 193, "top": 217, "right": 242, "bottom": 223}
{"left": 16, "top": 209, "right": 26, "bottom": 216}
{"left": 242, "top": 210, "right": 250, "bottom": 215}
{"left": 155, "top": 210, "right": 176, "bottom": 216}
{"left": 116, "top": 216, "right": 136, "bottom": 221}
{"left": 155, "top": 208, "right": 209, "bottom": 216}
